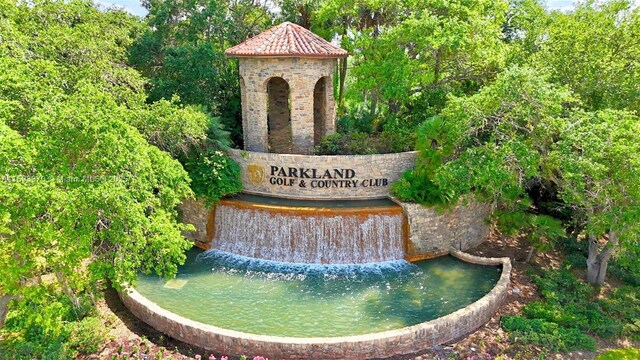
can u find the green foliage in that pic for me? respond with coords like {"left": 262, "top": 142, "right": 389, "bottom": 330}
{"left": 430, "top": 67, "right": 575, "bottom": 203}
{"left": 599, "top": 286, "right": 640, "bottom": 340}
{"left": 502, "top": 265, "right": 640, "bottom": 350}
{"left": 501, "top": 315, "right": 596, "bottom": 351}
{"left": 65, "top": 317, "right": 109, "bottom": 355}
{"left": 0, "top": 1, "right": 214, "bottom": 356}
{"left": 494, "top": 209, "right": 565, "bottom": 255}
{"left": 397, "top": 67, "right": 575, "bottom": 208}
{"left": 596, "top": 348, "right": 640, "bottom": 360}
{"left": 530, "top": 0, "right": 640, "bottom": 113}
{"left": 185, "top": 150, "right": 243, "bottom": 205}
{"left": 550, "top": 109, "right": 640, "bottom": 284}
{"left": 390, "top": 171, "right": 451, "bottom": 206}
{"left": 127, "top": 97, "right": 210, "bottom": 158}
{"left": 130, "top": 0, "right": 274, "bottom": 146}
{"left": 314, "top": 0, "right": 509, "bottom": 124}
{"left": 0, "top": 285, "right": 106, "bottom": 360}
{"left": 314, "top": 132, "right": 414, "bottom": 155}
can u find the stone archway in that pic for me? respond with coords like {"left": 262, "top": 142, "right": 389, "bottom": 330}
{"left": 267, "top": 77, "right": 292, "bottom": 153}
{"left": 313, "top": 77, "right": 329, "bottom": 145}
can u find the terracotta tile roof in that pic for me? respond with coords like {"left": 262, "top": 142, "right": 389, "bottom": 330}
{"left": 225, "top": 22, "right": 348, "bottom": 59}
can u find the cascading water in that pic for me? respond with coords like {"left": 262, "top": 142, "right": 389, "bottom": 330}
{"left": 211, "top": 197, "right": 406, "bottom": 264}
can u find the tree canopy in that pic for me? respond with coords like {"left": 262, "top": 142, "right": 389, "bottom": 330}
{"left": 2, "top": 0, "right": 640, "bottom": 356}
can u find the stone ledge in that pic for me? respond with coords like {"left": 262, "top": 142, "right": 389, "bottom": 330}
{"left": 119, "top": 252, "right": 511, "bottom": 359}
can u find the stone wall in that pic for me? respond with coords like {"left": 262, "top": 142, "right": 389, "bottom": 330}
{"left": 229, "top": 149, "right": 417, "bottom": 200}
{"left": 239, "top": 57, "right": 337, "bottom": 154}
{"left": 178, "top": 198, "right": 212, "bottom": 249}
{"left": 120, "top": 253, "right": 511, "bottom": 360}
{"left": 396, "top": 198, "right": 494, "bottom": 261}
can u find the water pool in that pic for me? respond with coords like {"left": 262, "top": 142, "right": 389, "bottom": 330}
{"left": 134, "top": 249, "right": 501, "bottom": 338}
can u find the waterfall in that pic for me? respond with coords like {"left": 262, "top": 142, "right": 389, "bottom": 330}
{"left": 211, "top": 201, "right": 405, "bottom": 264}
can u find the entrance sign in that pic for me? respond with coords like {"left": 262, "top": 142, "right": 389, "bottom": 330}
{"left": 229, "top": 149, "right": 417, "bottom": 200}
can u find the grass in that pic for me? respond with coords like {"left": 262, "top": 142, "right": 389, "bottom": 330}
{"left": 596, "top": 348, "right": 640, "bottom": 360}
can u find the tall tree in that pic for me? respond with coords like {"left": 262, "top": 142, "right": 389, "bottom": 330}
{"left": 531, "top": 0, "right": 640, "bottom": 113}
{"left": 131, "top": 0, "right": 275, "bottom": 146}
{"left": 550, "top": 110, "right": 640, "bottom": 285}
{"left": 0, "top": 3, "right": 226, "bottom": 354}
{"left": 313, "top": 0, "right": 509, "bottom": 126}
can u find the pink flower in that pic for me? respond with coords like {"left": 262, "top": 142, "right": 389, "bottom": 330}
{"left": 195, "top": 355, "right": 202, "bottom": 360}
{"left": 253, "top": 356, "right": 268, "bottom": 360}
{"left": 220, "top": 357, "right": 228, "bottom": 360}
{"left": 209, "top": 355, "right": 216, "bottom": 360}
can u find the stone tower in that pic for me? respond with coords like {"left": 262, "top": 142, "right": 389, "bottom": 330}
{"left": 225, "top": 22, "right": 348, "bottom": 154}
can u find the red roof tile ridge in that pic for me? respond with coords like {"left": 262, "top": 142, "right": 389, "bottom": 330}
{"left": 225, "top": 22, "right": 348, "bottom": 58}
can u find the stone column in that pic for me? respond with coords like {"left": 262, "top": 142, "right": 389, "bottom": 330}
{"left": 290, "top": 82, "right": 315, "bottom": 153}
{"left": 325, "top": 73, "right": 336, "bottom": 135}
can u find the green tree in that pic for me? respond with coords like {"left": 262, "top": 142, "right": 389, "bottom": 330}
{"left": 530, "top": 0, "right": 640, "bottom": 113}
{"left": 131, "top": 0, "right": 274, "bottom": 146}
{"left": 425, "top": 67, "right": 575, "bottom": 203}
{"left": 313, "top": 0, "right": 509, "bottom": 126}
{"left": 0, "top": 2, "right": 233, "bottom": 356}
{"left": 394, "top": 67, "right": 573, "bottom": 258}
{"left": 550, "top": 110, "right": 640, "bottom": 285}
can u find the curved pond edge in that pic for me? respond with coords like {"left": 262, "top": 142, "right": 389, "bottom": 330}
{"left": 119, "top": 250, "right": 511, "bottom": 360}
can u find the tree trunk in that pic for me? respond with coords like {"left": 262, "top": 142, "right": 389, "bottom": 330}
{"left": 338, "top": 57, "right": 347, "bottom": 109}
{"left": 525, "top": 246, "right": 535, "bottom": 263}
{"left": 433, "top": 48, "right": 442, "bottom": 84}
{"left": 586, "top": 232, "right": 617, "bottom": 286}
{"left": 0, "top": 294, "right": 19, "bottom": 329}
{"left": 55, "top": 271, "right": 81, "bottom": 310}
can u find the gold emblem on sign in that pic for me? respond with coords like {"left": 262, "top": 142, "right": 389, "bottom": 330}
{"left": 246, "top": 164, "right": 265, "bottom": 186}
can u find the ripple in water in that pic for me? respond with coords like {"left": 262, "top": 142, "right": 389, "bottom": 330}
{"left": 135, "top": 249, "right": 501, "bottom": 337}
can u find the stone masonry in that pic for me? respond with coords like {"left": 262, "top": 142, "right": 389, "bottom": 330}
{"left": 178, "top": 198, "right": 212, "bottom": 249}
{"left": 397, "top": 197, "right": 494, "bottom": 261}
{"left": 229, "top": 149, "right": 418, "bottom": 200}
{"left": 239, "top": 57, "right": 337, "bottom": 153}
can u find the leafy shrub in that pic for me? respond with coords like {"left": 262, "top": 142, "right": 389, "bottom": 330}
{"left": 185, "top": 150, "right": 242, "bottom": 205}
{"left": 596, "top": 348, "right": 640, "bottom": 360}
{"left": 0, "top": 286, "right": 107, "bottom": 360}
{"left": 529, "top": 266, "right": 624, "bottom": 338}
{"left": 314, "top": 132, "right": 414, "bottom": 155}
{"left": 65, "top": 317, "right": 109, "bottom": 354}
{"left": 502, "top": 265, "right": 635, "bottom": 350}
{"left": 599, "top": 286, "right": 640, "bottom": 340}
{"left": 390, "top": 170, "right": 451, "bottom": 205}
{"left": 493, "top": 210, "right": 565, "bottom": 259}
{"left": 502, "top": 315, "right": 596, "bottom": 351}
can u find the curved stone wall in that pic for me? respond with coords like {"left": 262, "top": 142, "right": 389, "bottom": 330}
{"left": 120, "top": 253, "right": 511, "bottom": 360}
{"left": 228, "top": 149, "right": 417, "bottom": 200}
{"left": 396, "top": 198, "right": 494, "bottom": 261}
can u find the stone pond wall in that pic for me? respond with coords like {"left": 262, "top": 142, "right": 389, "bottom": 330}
{"left": 179, "top": 198, "right": 213, "bottom": 249}
{"left": 228, "top": 149, "right": 418, "bottom": 200}
{"left": 397, "top": 197, "right": 494, "bottom": 261}
{"left": 120, "top": 252, "right": 511, "bottom": 359}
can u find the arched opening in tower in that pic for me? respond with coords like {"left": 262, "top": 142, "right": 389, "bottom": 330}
{"left": 314, "top": 77, "right": 328, "bottom": 145}
{"left": 267, "top": 77, "right": 292, "bottom": 153}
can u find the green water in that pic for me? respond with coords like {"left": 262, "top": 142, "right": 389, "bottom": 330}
{"left": 135, "top": 249, "right": 501, "bottom": 337}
